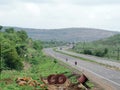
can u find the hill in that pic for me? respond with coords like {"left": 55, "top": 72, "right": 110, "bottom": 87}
{"left": 72, "top": 34, "right": 120, "bottom": 60}
{"left": 94, "top": 34, "right": 120, "bottom": 45}
{"left": 2, "top": 26, "right": 120, "bottom": 42}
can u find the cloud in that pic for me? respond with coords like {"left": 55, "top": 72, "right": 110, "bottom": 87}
{"left": 1, "top": 0, "right": 120, "bottom": 5}
{"left": 62, "top": 0, "right": 120, "bottom": 5}
{"left": 0, "top": 0, "right": 120, "bottom": 31}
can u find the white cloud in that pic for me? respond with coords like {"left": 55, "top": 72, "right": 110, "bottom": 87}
{"left": 24, "top": 3, "right": 41, "bottom": 15}
{"left": 0, "top": 0, "right": 120, "bottom": 31}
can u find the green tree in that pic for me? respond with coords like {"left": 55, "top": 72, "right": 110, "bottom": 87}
{"left": 83, "top": 49, "right": 93, "bottom": 55}
{"left": 1, "top": 30, "right": 25, "bottom": 71}
{"left": 4, "top": 48, "right": 23, "bottom": 70}
{"left": 5, "top": 28, "right": 15, "bottom": 33}
{"left": 104, "top": 48, "right": 108, "bottom": 54}
{"left": 16, "top": 45, "right": 27, "bottom": 57}
{"left": 33, "top": 40, "right": 43, "bottom": 50}
{"left": 17, "top": 30, "right": 28, "bottom": 42}
{"left": 0, "top": 25, "right": 3, "bottom": 31}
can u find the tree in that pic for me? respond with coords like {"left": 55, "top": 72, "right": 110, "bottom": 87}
{"left": 4, "top": 48, "right": 23, "bottom": 70}
{"left": 0, "top": 57, "right": 6, "bottom": 72}
{"left": 1, "top": 36, "right": 23, "bottom": 70}
{"left": 33, "top": 40, "right": 43, "bottom": 50}
{"left": 104, "top": 48, "right": 108, "bottom": 54}
{"left": 83, "top": 49, "right": 93, "bottom": 55}
{"left": 5, "top": 28, "right": 15, "bottom": 33}
{"left": 16, "top": 45, "right": 27, "bottom": 57}
{"left": 17, "top": 30, "right": 28, "bottom": 42}
{"left": 0, "top": 25, "right": 3, "bottom": 31}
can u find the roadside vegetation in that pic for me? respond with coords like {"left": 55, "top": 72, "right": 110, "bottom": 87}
{"left": 72, "top": 34, "right": 120, "bottom": 60}
{"left": 0, "top": 26, "right": 94, "bottom": 89}
{"left": 42, "top": 40, "right": 67, "bottom": 48}
{"left": 0, "top": 26, "right": 68, "bottom": 89}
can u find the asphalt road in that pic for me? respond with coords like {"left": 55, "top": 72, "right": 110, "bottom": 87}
{"left": 58, "top": 47, "right": 120, "bottom": 69}
{"left": 44, "top": 48, "right": 120, "bottom": 90}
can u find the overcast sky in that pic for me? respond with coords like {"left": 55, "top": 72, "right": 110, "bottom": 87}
{"left": 0, "top": 0, "right": 120, "bottom": 31}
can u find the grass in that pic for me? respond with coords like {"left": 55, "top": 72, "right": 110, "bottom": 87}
{"left": 0, "top": 46, "right": 95, "bottom": 90}
{"left": 0, "top": 55, "right": 82, "bottom": 90}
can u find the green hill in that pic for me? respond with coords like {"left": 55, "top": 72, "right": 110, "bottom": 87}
{"left": 94, "top": 34, "right": 120, "bottom": 46}
{"left": 72, "top": 34, "right": 120, "bottom": 60}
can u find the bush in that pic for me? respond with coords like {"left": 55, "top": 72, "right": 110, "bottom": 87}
{"left": 4, "top": 49, "right": 23, "bottom": 70}
{"left": 83, "top": 49, "right": 93, "bottom": 55}
{"left": 93, "top": 48, "right": 108, "bottom": 57}
{"left": 33, "top": 40, "right": 43, "bottom": 50}
{"left": 94, "top": 51, "right": 104, "bottom": 57}
{"left": 16, "top": 45, "right": 27, "bottom": 57}
{"left": 104, "top": 48, "right": 108, "bottom": 54}
{"left": 1, "top": 28, "right": 29, "bottom": 71}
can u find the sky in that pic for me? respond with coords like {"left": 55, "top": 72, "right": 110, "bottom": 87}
{"left": 0, "top": 0, "right": 120, "bottom": 31}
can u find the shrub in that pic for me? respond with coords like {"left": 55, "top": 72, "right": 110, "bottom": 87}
{"left": 4, "top": 49, "right": 23, "bottom": 70}
{"left": 83, "top": 49, "right": 93, "bottom": 55}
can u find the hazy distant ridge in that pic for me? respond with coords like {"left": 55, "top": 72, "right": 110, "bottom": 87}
{"left": 3, "top": 26, "right": 120, "bottom": 42}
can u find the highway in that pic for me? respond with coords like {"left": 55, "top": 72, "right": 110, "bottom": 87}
{"left": 43, "top": 48, "right": 120, "bottom": 90}
{"left": 58, "top": 47, "right": 120, "bottom": 69}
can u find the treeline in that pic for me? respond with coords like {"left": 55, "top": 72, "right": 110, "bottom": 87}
{"left": 72, "top": 34, "right": 120, "bottom": 60}
{"left": 0, "top": 26, "right": 43, "bottom": 72}
{"left": 42, "top": 40, "right": 67, "bottom": 48}
{"left": 81, "top": 48, "right": 108, "bottom": 57}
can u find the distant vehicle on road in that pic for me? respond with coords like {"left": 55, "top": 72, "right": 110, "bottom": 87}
{"left": 75, "top": 61, "right": 77, "bottom": 65}
{"left": 60, "top": 47, "right": 62, "bottom": 50}
{"left": 66, "top": 58, "right": 68, "bottom": 61}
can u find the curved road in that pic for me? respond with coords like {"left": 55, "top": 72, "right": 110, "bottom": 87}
{"left": 44, "top": 48, "right": 120, "bottom": 90}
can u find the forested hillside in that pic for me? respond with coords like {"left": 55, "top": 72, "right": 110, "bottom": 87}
{"left": 72, "top": 34, "right": 120, "bottom": 60}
